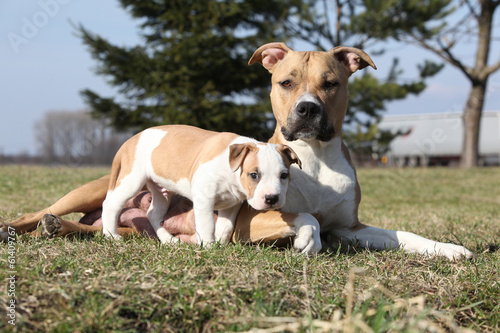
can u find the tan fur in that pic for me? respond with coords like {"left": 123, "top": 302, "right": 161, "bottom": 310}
{"left": 149, "top": 125, "right": 237, "bottom": 183}
{"left": 238, "top": 151, "right": 260, "bottom": 200}
{"left": 229, "top": 143, "right": 259, "bottom": 172}
{"left": 110, "top": 134, "right": 140, "bottom": 190}
{"left": 276, "top": 144, "right": 302, "bottom": 169}
{"left": 268, "top": 51, "right": 350, "bottom": 140}
{"left": 233, "top": 207, "right": 298, "bottom": 245}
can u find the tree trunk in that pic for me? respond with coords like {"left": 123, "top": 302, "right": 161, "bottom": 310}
{"left": 461, "top": 82, "right": 486, "bottom": 168}
{"left": 460, "top": 1, "right": 496, "bottom": 168}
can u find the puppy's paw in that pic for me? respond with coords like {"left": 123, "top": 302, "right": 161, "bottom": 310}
{"left": 215, "top": 227, "right": 234, "bottom": 244}
{"left": 102, "top": 229, "right": 122, "bottom": 241}
{"left": 156, "top": 228, "right": 177, "bottom": 244}
{"left": 196, "top": 235, "right": 216, "bottom": 248}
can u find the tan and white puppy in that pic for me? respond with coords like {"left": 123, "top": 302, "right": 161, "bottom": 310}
{"left": 246, "top": 42, "right": 473, "bottom": 260}
{"left": 102, "top": 124, "right": 301, "bottom": 245}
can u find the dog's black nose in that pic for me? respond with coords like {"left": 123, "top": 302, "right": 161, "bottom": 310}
{"left": 265, "top": 194, "right": 279, "bottom": 206}
{"left": 296, "top": 102, "right": 321, "bottom": 119}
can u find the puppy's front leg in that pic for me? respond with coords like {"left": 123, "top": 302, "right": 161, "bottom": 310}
{"left": 215, "top": 203, "right": 243, "bottom": 243}
{"left": 147, "top": 184, "right": 176, "bottom": 244}
{"left": 192, "top": 196, "right": 216, "bottom": 246}
{"left": 293, "top": 213, "right": 323, "bottom": 255}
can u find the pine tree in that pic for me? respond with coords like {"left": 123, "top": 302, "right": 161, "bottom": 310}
{"left": 79, "top": 0, "right": 301, "bottom": 140}
{"left": 79, "top": 0, "right": 445, "bottom": 158}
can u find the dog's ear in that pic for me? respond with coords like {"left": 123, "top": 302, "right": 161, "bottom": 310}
{"left": 276, "top": 144, "right": 302, "bottom": 170}
{"left": 330, "top": 46, "right": 377, "bottom": 76}
{"left": 229, "top": 143, "right": 257, "bottom": 172}
{"left": 248, "top": 42, "right": 293, "bottom": 73}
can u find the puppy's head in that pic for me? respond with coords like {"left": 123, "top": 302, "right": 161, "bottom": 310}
{"left": 229, "top": 142, "right": 301, "bottom": 210}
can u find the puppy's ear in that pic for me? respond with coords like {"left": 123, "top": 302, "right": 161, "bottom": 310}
{"left": 229, "top": 143, "right": 257, "bottom": 172}
{"left": 329, "top": 46, "right": 377, "bottom": 76}
{"left": 248, "top": 42, "right": 293, "bottom": 73}
{"left": 277, "top": 144, "right": 302, "bottom": 169}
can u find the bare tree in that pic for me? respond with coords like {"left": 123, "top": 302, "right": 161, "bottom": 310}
{"left": 34, "top": 110, "right": 130, "bottom": 165}
{"left": 292, "top": 0, "right": 499, "bottom": 167}
{"left": 394, "top": 0, "right": 500, "bottom": 167}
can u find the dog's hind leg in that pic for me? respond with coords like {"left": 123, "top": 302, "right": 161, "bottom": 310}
{"left": 1, "top": 175, "right": 110, "bottom": 239}
{"left": 39, "top": 213, "right": 138, "bottom": 239}
{"left": 102, "top": 176, "right": 147, "bottom": 240}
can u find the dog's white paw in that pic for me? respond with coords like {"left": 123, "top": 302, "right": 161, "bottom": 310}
{"left": 293, "top": 213, "right": 322, "bottom": 255}
{"left": 157, "top": 228, "right": 177, "bottom": 244}
{"left": 195, "top": 234, "right": 216, "bottom": 248}
{"left": 214, "top": 220, "right": 234, "bottom": 244}
{"left": 103, "top": 229, "right": 122, "bottom": 241}
{"left": 430, "top": 242, "right": 474, "bottom": 261}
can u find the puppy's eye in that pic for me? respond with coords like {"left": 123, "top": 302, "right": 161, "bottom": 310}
{"left": 280, "top": 172, "right": 289, "bottom": 180}
{"left": 249, "top": 173, "right": 259, "bottom": 180}
{"left": 280, "top": 80, "right": 292, "bottom": 89}
{"left": 323, "top": 81, "right": 339, "bottom": 89}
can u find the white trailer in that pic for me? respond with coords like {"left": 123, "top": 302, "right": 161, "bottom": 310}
{"left": 378, "top": 111, "right": 500, "bottom": 166}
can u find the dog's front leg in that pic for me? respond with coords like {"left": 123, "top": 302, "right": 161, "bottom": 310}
{"left": 335, "top": 225, "right": 473, "bottom": 261}
{"left": 292, "top": 213, "right": 323, "bottom": 255}
{"left": 147, "top": 184, "right": 176, "bottom": 244}
{"left": 215, "top": 203, "right": 243, "bottom": 243}
{"left": 192, "top": 195, "right": 216, "bottom": 246}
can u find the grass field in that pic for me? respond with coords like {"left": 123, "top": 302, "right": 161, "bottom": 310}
{"left": 0, "top": 165, "right": 499, "bottom": 332}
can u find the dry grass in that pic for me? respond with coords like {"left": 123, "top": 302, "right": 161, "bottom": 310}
{"left": 0, "top": 165, "right": 499, "bottom": 332}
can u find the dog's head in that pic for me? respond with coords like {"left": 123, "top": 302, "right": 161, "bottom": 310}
{"left": 229, "top": 142, "right": 301, "bottom": 210}
{"left": 249, "top": 42, "right": 376, "bottom": 142}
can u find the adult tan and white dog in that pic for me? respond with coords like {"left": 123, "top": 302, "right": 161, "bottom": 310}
{"left": 238, "top": 42, "right": 473, "bottom": 260}
{"left": 101, "top": 124, "right": 300, "bottom": 245}
{"left": 1, "top": 42, "right": 473, "bottom": 260}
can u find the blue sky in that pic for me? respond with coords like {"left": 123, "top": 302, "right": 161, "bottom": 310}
{"left": 1, "top": 0, "right": 499, "bottom": 155}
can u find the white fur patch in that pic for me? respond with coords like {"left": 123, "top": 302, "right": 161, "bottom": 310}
{"left": 280, "top": 137, "right": 357, "bottom": 229}
{"left": 293, "top": 92, "right": 322, "bottom": 109}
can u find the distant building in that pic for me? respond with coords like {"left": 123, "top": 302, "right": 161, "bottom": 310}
{"left": 379, "top": 111, "right": 500, "bottom": 166}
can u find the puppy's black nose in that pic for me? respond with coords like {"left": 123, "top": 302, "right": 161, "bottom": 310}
{"left": 296, "top": 102, "right": 320, "bottom": 119}
{"left": 265, "top": 194, "right": 279, "bottom": 206}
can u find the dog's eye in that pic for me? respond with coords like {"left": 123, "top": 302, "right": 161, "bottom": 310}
{"left": 249, "top": 173, "right": 259, "bottom": 180}
{"left": 323, "top": 81, "right": 339, "bottom": 89}
{"left": 280, "top": 172, "right": 289, "bottom": 180}
{"left": 280, "top": 80, "right": 292, "bottom": 89}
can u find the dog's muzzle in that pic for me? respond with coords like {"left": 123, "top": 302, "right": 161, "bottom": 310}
{"left": 281, "top": 101, "right": 335, "bottom": 141}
